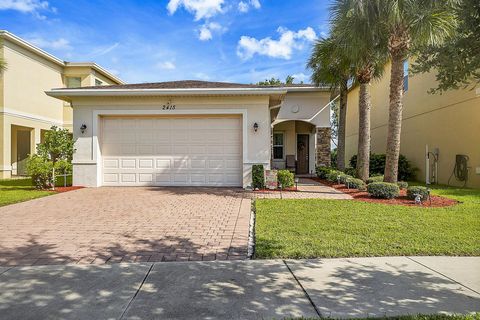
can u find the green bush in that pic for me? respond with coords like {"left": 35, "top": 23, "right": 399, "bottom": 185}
{"left": 338, "top": 173, "right": 353, "bottom": 184}
{"left": 26, "top": 155, "right": 54, "bottom": 189}
{"left": 350, "top": 153, "right": 417, "bottom": 181}
{"left": 54, "top": 159, "right": 73, "bottom": 175}
{"left": 367, "top": 182, "right": 400, "bottom": 199}
{"left": 407, "top": 186, "right": 430, "bottom": 201}
{"left": 316, "top": 166, "right": 335, "bottom": 179}
{"left": 252, "top": 164, "right": 265, "bottom": 189}
{"left": 343, "top": 167, "right": 357, "bottom": 177}
{"left": 346, "top": 177, "right": 367, "bottom": 190}
{"left": 367, "top": 175, "right": 384, "bottom": 184}
{"left": 277, "top": 170, "right": 294, "bottom": 188}
{"left": 326, "top": 170, "right": 342, "bottom": 183}
{"left": 397, "top": 181, "right": 409, "bottom": 190}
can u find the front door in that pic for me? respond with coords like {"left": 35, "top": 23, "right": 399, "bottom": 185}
{"left": 296, "top": 134, "right": 309, "bottom": 174}
{"left": 16, "top": 130, "right": 31, "bottom": 176}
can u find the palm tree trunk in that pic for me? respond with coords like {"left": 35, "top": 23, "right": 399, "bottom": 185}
{"left": 356, "top": 82, "right": 371, "bottom": 181}
{"left": 384, "top": 56, "right": 405, "bottom": 183}
{"left": 336, "top": 80, "right": 348, "bottom": 171}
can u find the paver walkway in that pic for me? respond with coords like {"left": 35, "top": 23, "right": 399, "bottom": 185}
{"left": 253, "top": 178, "right": 352, "bottom": 199}
{"left": 0, "top": 257, "right": 478, "bottom": 319}
{"left": 0, "top": 187, "right": 251, "bottom": 266}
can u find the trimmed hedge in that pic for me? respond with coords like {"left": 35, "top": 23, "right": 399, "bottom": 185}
{"left": 326, "top": 170, "right": 342, "bottom": 183}
{"left": 343, "top": 167, "right": 357, "bottom": 177}
{"left": 367, "top": 175, "right": 384, "bottom": 184}
{"left": 252, "top": 164, "right": 265, "bottom": 189}
{"left": 277, "top": 170, "right": 294, "bottom": 188}
{"left": 346, "top": 177, "right": 366, "bottom": 191}
{"left": 397, "top": 181, "right": 409, "bottom": 190}
{"left": 407, "top": 186, "right": 430, "bottom": 201}
{"left": 367, "top": 182, "right": 400, "bottom": 199}
{"left": 316, "top": 166, "right": 335, "bottom": 179}
{"left": 350, "top": 153, "right": 417, "bottom": 181}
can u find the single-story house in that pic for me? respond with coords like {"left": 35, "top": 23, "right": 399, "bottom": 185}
{"left": 46, "top": 80, "right": 332, "bottom": 188}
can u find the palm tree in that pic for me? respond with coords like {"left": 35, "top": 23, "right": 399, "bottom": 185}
{"left": 330, "top": 0, "right": 386, "bottom": 181}
{"left": 376, "top": 0, "right": 458, "bottom": 182}
{"left": 307, "top": 36, "right": 352, "bottom": 171}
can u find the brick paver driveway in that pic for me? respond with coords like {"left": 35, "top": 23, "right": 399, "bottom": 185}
{"left": 0, "top": 187, "right": 251, "bottom": 266}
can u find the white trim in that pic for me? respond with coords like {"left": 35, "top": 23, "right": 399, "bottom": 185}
{"left": 1, "top": 108, "right": 63, "bottom": 126}
{"left": 91, "top": 108, "right": 249, "bottom": 187}
{"left": 0, "top": 165, "right": 12, "bottom": 171}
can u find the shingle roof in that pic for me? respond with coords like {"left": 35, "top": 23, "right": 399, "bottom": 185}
{"left": 61, "top": 80, "right": 318, "bottom": 90}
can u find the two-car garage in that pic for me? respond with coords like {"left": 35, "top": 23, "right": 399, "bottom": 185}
{"left": 100, "top": 115, "right": 243, "bottom": 187}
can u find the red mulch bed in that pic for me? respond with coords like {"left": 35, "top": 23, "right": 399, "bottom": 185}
{"left": 312, "top": 177, "right": 458, "bottom": 207}
{"left": 54, "top": 186, "right": 84, "bottom": 193}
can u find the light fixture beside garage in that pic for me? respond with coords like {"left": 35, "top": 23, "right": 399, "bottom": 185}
{"left": 80, "top": 124, "right": 87, "bottom": 134}
{"left": 253, "top": 122, "right": 259, "bottom": 132}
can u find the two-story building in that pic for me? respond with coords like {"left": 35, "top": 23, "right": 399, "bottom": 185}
{"left": 0, "top": 31, "right": 123, "bottom": 178}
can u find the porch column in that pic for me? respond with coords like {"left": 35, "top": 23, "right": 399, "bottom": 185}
{"left": 316, "top": 127, "right": 331, "bottom": 167}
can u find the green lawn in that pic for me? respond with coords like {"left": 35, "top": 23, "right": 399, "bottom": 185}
{"left": 0, "top": 176, "right": 72, "bottom": 207}
{"left": 255, "top": 185, "right": 480, "bottom": 259}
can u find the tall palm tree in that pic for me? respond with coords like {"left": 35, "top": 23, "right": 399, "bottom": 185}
{"left": 307, "top": 36, "right": 352, "bottom": 170}
{"left": 330, "top": 0, "right": 386, "bottom": 181}
{"left": 376, "top": 0, "right": 458, "bottom": 182}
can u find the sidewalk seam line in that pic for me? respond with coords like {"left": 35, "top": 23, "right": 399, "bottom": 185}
{"left": 283, "top": 260, "right": 322, "bottom": 318}
{"left": 0, "top": 267, "right": 12, "bottom": 276}
{"left": 118, "top": 263, "right": 154, "bottom": 320}
{"left": 406, "top": 256, "right": 480, "bottom": 295}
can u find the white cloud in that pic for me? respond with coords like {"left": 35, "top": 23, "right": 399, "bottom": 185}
{"left": 198, "top": 22, "right": 225, "bottom": 41}
{"left": 167, "top": 0, "right": 224, "bottom": 21}
{"left": 237, "top": 26, "right": 317, "bottom": 60}
{"left": 27, "top": 37, "right": 72, "bottom": 50}
{"left": 0, "top": 0, "right": 54, "bottom": 19}
{"left": 292, "top": 72, "right": 309, "bottom": 83}
{"left": 156, "top": 61, "right": 176, "bottom": 70}
{"left": 237, "top": 0, "right": 260, "bottom": 13}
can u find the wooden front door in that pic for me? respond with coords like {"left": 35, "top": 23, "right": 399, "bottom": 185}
{"left": 296, "top": 134, "right": 309, "bottom": 174}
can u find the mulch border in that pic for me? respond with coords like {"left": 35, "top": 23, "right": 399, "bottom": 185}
{"left": 311, "top": 177, "right": 458, "bottom": 207}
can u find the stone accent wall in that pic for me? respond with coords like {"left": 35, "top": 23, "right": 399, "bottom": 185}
{"left": 316, "top": 127, "right": 331, "bottom": 167}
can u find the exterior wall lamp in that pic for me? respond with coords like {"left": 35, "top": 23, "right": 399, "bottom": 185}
{"left": 80, "top": 124, "right": 87, "bottom": 134}
{"left": 253, "top": 122, "right": 259, "bottom": 132}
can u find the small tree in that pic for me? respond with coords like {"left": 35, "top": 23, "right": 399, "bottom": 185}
{"left": 35, "top": 126, "right": 75, "bottom": 189}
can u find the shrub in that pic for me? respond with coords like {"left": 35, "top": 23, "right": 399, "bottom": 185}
{"left": 397, "top": 181, "right": 409, "bottom": 190}
{"left": 277, "top": 170, "right": 294, "bottom": 188}
{"left": 346, "top": 177, "right": 366, "bottom": 191}
{"left": 350, "top": 153, "right": 417, "bottom": 181}
{"left": 316, "top": 166, "right": 335, "bottom": 179}
{"left": 343, "top": 167, "right": 357, "bottom": 177}
{"left": 367, "top": 182, "right": 400, "bottom": 199}
{"left": 54, "top": 159, "right": 73, "bottom": 175}
{"left": 252, "top": 164, "right": 265, "bottom": 189}
{"left": 367, "top": 175, "right": 384, "bottom": 184}
{"left": 338, "top": 173, "right": 353, "bottom": 184}
{"left": 26, "top": 155, "right": 54, "bottom": 189}
{"left": 407, "top": 186, "right": 430, "bottom": 201}
{"left": 326, "top": 170, "right": 342, "bottom": 183}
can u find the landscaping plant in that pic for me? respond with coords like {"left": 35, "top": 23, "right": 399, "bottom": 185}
{"left": 367, "top": 182, "right": 400, "bottom": 199}
{"left": 407, "top": 186, "right": 430, "bottom": 201}
{"left": 26, "top": 126, "right": 75, "bottom": 189}
{"left": 350, "top": 154, "right": 416, "bottom": 181}
{"left": 346, "top": 177, "right": 366, "bottom": 190}
{"left": 366, "top": 175, "right": 384, "bottom": 184}
{"left": 316, "top": 166, "right": 335, "bottom": 179}
{"left": 252, "top": 164, "right": 265, "bottom": 190}
{"left": 277, "top": 170, "right": 294, "bottom": 188}
{"left": 397, "top": 181, "right": 409, "bottom": 190}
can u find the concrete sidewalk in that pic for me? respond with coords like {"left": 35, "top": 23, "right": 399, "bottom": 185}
{"left": 0, "top": 257, "right": 478, "bottom": 320}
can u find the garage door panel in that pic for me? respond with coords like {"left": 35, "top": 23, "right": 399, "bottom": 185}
{"left": 102, "top": 116, "right": 242, "bottom": 186}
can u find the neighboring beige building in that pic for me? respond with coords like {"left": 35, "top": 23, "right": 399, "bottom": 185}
{"left": 0, "top": 30, "right": 123, "bottom": 178}
{"left": 46, "top": 81, "right": 332, "bottom": 188}
{"left": 345, "top": 59, "right": 480, "bottom": 188}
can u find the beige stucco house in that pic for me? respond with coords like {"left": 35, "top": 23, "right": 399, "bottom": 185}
{"left": 345, "top": 59, "right": 480, "bottom": 188}
{"left": 0, "top": 30, "right": 123, "bottom": 178}
{"left": 46, "top": 81, "right": 332, "bottom": 188}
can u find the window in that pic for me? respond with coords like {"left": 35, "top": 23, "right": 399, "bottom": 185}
{"left": 95, "top": 79, "right": 103, "bottom": 86}
{"left": 273, "top": 132, "right": 284, "bottom": 160}
{"left": 403, "top": 60, "right": 409, "bottom": 92}
{"left": 66, "top": 77, "right": 81, "bottom": 88}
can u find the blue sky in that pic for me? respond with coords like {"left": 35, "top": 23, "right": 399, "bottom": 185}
{"left": 0, "top": 0, "right": 331, "bottom": 84}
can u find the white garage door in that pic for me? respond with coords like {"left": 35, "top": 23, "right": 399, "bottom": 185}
{"left": 101, "top": 116, "right": 243, "bottom": 186}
